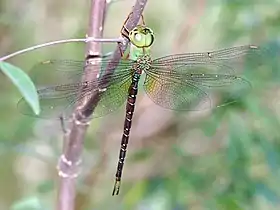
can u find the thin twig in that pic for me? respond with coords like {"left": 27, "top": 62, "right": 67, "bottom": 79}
{"left": 56, "top": 0, "right": 148, "bottom": 209}
{"left": 0, "top": 37, "right": 123, "bottom": 62}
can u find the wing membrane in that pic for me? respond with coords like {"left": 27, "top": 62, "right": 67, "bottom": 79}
{"left": 17, "top": 59, "right": 133, "bottom": 119}
{"left": 28, "top": 58, "right": 133, "bottom": 86}
{"left": 153, "top": 45, "right": 260, "bottom": 64}
{"left": 143, "top": 64, "right": 251, "bottom": 111}
{"left": 152, "top": 45, "right": 263, "bottom": 75}
{"left": 143, "top": 72, "right": 211, "bottom": 111}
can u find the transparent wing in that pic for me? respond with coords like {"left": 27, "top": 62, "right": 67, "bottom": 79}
{"left": 153, "top": 45, "right": 260, "bottom": 65}
{"left": 143, "top": 45, "right": 256, "bottom": 111}
{"left": 143, "top": 63, "right": 251, "bottom": 111}
{"left": 17, "top": 59, "right": 133, "bottom": 119}
{"left": 27, "top": 58, "right": 133, "bottom": 86}
{"left": 143, "top": 72, "right": 211, "bottom": 111}
{"left": 152, "top": 45, "right": 264, "bottom": 76}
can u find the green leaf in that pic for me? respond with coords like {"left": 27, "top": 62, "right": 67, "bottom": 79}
{"left": 0, "top": 61, "right": 40, "bottom": 115}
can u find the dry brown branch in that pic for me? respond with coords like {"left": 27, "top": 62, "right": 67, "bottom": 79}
{"left": 56, "top": 0, "right": 148, "bottom": 209}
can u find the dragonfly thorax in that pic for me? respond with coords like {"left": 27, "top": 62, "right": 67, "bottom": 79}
{"left": 132, "top": 54, "right": 152, "bottom": 75}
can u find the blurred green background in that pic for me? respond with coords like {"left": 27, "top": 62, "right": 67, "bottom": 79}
{"left": 1, "top": 0, "right": 280, "bottom": 209}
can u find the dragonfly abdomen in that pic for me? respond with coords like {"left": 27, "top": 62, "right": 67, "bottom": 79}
{"left": 112, "top": 73, "right": 141, "bottom": 195}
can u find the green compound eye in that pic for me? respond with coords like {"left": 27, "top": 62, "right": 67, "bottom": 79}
{"left": 129, "top": 26, "right": 154, "bottom": 48}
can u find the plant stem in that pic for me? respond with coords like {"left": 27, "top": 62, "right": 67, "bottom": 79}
{"left": 56, "top": 0, "right": 148, "bottom": 209}
{"left": 56, "top": 1, "right": 108, "bottom": 209}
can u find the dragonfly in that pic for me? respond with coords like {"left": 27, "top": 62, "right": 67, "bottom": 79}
{"left": 17, "top": 22, "right": 261, "bottom": 195}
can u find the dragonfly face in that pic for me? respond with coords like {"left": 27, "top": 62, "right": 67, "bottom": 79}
{"left": 129, "top": 25, "right": 154, "bottom": 48}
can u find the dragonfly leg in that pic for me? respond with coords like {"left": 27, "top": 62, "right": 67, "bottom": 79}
{"left": 119, "top": 13, "right": 130, "bottom": 58}
{"left": 119, "top": 26, "right": 130, "bottom": 57}
{"left": 120, "top": 10, "right": 132, "bottom": 40}
{"left": 59, "top": 115, "right": 69, "bottom": 134}
{"left": 122, "top": 6, "right": 146, "bottom": 26}
{"left": 117, "top": 42, "right": 124, "bottom": 58}
{"left": 120, "top": 9, "right": 145, "bottom": 38}
{"left": 140, "top": 14, "right": 145, "bottom": 26}
{"left": 119, "top": 10, "right": 145, "bottom": 58}
{"left": 122, "top": 14, "right": 145, "bottom": 35}
{"left": 121, "top": 24, "right": 130, "bottom": 40}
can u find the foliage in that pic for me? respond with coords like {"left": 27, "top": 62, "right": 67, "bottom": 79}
{"left": 0, "top": 62, "right": 40, "bottom": 116}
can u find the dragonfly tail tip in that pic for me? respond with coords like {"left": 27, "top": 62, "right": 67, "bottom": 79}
{"left": 112, "top": 180, "right": 121, "bottom": 196}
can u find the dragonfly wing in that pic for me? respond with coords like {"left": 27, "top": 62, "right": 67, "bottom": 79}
{"left": 182, "top": 72, "right": 252, "bottom": 108}
{"left": 17, "top": 84, "right": 80, "bottom": 119}
{"left": 152, "top": 45, "right": 262, "bottom": 75}
{"left": 28, "top": 60, "right": 85, "bottom": 87}
{"left": 153, "top": 45, "right": 260, "bottom": 63}
{"left": 90, "top": 76, "right": 131, "bottom": 118}
{"left": 143, "top": 72, "right": 211, "bottom": 111}
{"left": 144, "top": 63, "right": 251, "bottom": 111}
{"left": 17, "top": 59, "right": 133, "bottom": 119}
{"left": 28, "top": 58, "right": 132, "bottom": 87}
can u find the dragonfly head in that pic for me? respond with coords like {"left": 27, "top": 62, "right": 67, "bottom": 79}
{"left": 129, "top": 25, "right": 154, "bottom": 48}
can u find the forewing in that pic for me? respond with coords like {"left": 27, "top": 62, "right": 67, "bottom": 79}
{"left": 17, "top": 59, "right": 133, "bottom": 119}
{"left": 153, "top": 45, "right": 260, "bottom": 64}
{"left": 28, "top": 58, "right": 132, "bottom": 86}
{"left": 152, "top": 45, "right": 261, "bottom": 75}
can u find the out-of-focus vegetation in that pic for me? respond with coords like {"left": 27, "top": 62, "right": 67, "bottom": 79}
{"left": 1, "top": 0, "right": 280, "bottom": 209}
